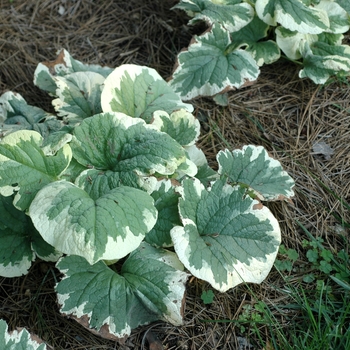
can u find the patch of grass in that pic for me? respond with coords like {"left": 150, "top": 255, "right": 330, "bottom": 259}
{"left": 267, "top": 222, "right": 350, "bottom": 349}
{"left": 201, "top": 238, "right": 349, "bottom": 349}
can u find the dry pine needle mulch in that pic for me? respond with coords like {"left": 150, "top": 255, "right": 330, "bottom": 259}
{"left": 0, "top": 0, "right": 349, "bottom": 349}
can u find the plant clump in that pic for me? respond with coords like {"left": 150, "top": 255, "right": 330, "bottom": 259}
{"left": 0, "top": 50, "right": 294, "bottom": 341}
{"left": 169, "top": 0, "right": 350, "bottom": 103}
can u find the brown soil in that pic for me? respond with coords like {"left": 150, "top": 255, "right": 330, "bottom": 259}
{"left": 1, "top": 1, "right": 349, "bottom": 349}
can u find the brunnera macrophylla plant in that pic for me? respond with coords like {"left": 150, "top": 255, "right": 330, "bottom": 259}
{"left": 0, "top": 50, "right": 295, "bottom": 340}
{"left": 169, "top": 0, "right": 350, "bottom": 103}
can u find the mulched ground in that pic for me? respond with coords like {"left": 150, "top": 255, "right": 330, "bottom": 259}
{"left": 1, "top": 1, "right": 349, "bottom": 349}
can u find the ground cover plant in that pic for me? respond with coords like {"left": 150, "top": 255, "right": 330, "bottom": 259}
{"left": 169, "top": 0, "right": 350, "bottom": 103}
{"left": 0, "top": 0, "right": 349, "bottom": 349}
{"left": 0, "top": 48, "right": 295, "bottom": 344}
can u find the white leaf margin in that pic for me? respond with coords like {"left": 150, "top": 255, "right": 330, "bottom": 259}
{"left": 171, "top": 179, "right": 281, "bottom": 292}
{"left": 29, "top": 181, "right": 157, "bottom": 264}
{"left": 217, "top": 145, "right": 295, "bottom": 201}
{"left": 101, "top": 64, "right": 193, "bottom": 114}
{"left": 0, "top": 319, "right": 48, "bottom": 349}
{"left": 255, "top": 0, "right": 330, "bottom": 34}
{"left": 0, "top": 250, "right": 34, "bottom": 278}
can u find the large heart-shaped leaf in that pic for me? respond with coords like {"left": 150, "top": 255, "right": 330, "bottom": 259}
{"left": 217, "top": 145, "right": 295, "bottom": 201}
{"left": 169, "top": 23, "right": 259, "bottom": 100}
{"left": 70, "top": 112, "right": 186, "bottom": 177}
{"left": 171, "top": 178, "right": 281, "bottom": 292}
{"left": 0, "top": 130, "right": 72, "bottom": 210}
{"left": 0, "top": 195, "right": 61, "bottom": 277}
{"left": 255, "top": 0, "right": 329, "bottom": 34}
{"left": 55, "top": 243, "right": 188, "bottom": 339}
{"left": 101, "top": 65, "right": 192, "bottom": 123}
{"left": 172, "top": 0, "right": 254, "bottom": 32}
{"left": 29, "top": 181, "right": 157, "bottom": 264}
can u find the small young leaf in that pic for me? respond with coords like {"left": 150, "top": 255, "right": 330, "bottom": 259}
{"left": 52, "top": 71, "right": 105, "bottom": 123}
{"left": 0, "top": 319, "right": 48, "bottom": 350}
{"left": 319, "top": 260, "right": 332, "bottom": 274}
{"left": 213, "top": 93, "right": 229, "bottom": 106}
{"left": 0, "top": 130, "right": 72, "bottom": 210}
{"left": 320, "top": 249, "right": 333, "bottom": 262}
{"left": 255, "top": 0, "right": 329, "bottom": 34}
{"left": 185, "top": 145, "right": 218, "bottom": 186}
{"left": 286, "top": 248, "right": 299, "bottom": 261}
{"left": 231, "top": 15, "right": 280, "bottom": 66}
{"left": 171, "top": 178, "right": 281, "bottom": 292}
{"left": 274, "top": 259, "right": 293, "bottom": 272}
{"left": 173, "top": 0, "right": 254, "bottom": 32}
{"left": 169, "top": 23, "right": 259, "bottom": 100}
{"left": 55, "top": 243, "right": 188, "bottom": 339}
{"left": 29, "top": 181, "right": 157, "bottom": 264}
{"left": 152, "top": 109, "right": 200, "bottom": 147}
{"left": 303, "top": 273, "right": 315, "bottom": 283}
{"left": 34, "top": 49, "right": 113, "bottom": 95}
{"left": 306, "top": 249, "right": 319, "bottom": 263}
{"left": 101, "top": 64, "right": 192, "bottom": 122}
{"left": 201, "top": 289, "right": 215, "bottom": 305}
{"left": 41, "top": 126, "right": 74, "bottom": 156}
{"left": 145, "top": 179, "right": 182, "bottom": 247}
{"left": 217, "top": 145, "right": 295, "bottom": 201}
